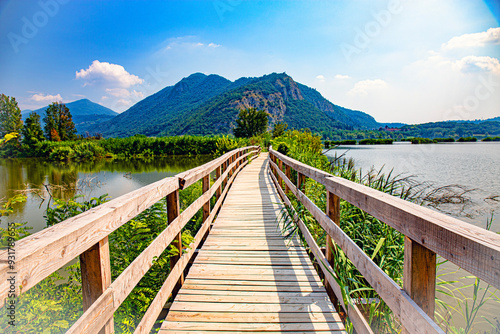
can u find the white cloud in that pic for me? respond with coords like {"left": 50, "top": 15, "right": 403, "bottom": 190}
{"left": 454, "top": 56, "right": 500, "bottom": 76}
{"left": 159, "top": 36, "right": 222, "bottom": 53}
{"left": 76, "top": 60, "right": 144, "bottom": 88}
{"left": 442, "top": 27, "right": 500, "bottom": 50}
{"left": 316, "top": 75, "right": 325, "bottom": 81}
{"left": 30, "top": 93, "right": 63, "bottom": 102}
{"left": 347, "top": 79, "right": 387, "bottom": 97}
{"left": 334, "top": 74, "right": 350, "bottom": 80}
{"left": 105, "top": 88, "right": 144, "bottom": 99}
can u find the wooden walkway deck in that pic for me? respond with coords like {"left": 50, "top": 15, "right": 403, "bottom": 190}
{"left": 160, "top": 153, "right": 345, "bottom": 333}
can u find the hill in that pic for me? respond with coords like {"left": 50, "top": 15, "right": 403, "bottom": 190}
{"left": 96, "top": 73, "right": 379, "bottom": 137}
{"left": 23, "top": 99, "right": 118, "bottom": 135}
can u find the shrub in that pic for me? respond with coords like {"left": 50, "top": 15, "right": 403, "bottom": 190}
{"left": 49, "top": 146, "right": 75, "bottom": 161}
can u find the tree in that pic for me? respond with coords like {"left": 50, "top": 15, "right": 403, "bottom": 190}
{"left": 0, "top": 94, "right": 23, "bottom": 137}
{"left": 43, "top": 102, "right": 77, "bottom": 141}
{"left": 21, "top": 112, "right": 45, "bottom": 148}
{"left": 272, "top": 121, "right": 288, "bottom": 138}
{"left": 0, "top": 94, "right": 23, "bottom": 156}
{"left": 233, "top": 108, "right": 268, "bottom": 138}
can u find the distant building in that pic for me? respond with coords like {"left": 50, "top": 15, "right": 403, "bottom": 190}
{"left": 379, "top": 125, "right": 401, "bottom": 132}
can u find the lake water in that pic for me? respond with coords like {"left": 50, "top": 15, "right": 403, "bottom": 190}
{"left": 325, "top": 142, "right": 500, "bottom": 332}
{"left": 0, "top": 155, "right": 213, "bottom": 233}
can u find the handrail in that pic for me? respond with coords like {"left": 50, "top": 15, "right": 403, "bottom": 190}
{"left": 269, "top": 148, "right": 500, "bottom": 334}
{"left": 0, "top": 145, "right": 260, "bottom": 334}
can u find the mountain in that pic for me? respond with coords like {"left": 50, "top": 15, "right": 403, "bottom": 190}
{"left": 97, "top": 72, "right": 379, "bottom": 137}
{"left": 23, "top": 99, "right": 118, "bottom": 135}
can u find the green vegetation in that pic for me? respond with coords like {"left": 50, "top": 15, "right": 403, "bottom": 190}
{"left": 43, "top": 102, "right": 77, "bottom": 141}
{"left": 233, "top": 108, "right": 269, "bottom": 138}
{"left": 458, "top": 136, "right": 478, "bottom": 142}
{"left": 272, "top": 129, "right": 499, "bottom": 333}
{"left": 482, "top": 136, "right": 500, "bottom": 141}
{"left": 434, "top": 137, "right": 455, "bottom": 142}
{"left": 406, "top": 137, "right": 436, "bottom": 144}
{"left": 324, "top": 140, "right": 357, "bottom": 148}
{"left": 359, "top": 138, "right": 393, "bottom": 145}
{"left": 272, "top": 121, "right": 288, "bottom": 138}
{"left": 0, "top": 94, "right": 23, "bottom": 157}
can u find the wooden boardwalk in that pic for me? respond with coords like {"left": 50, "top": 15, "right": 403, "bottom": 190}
{"left": 161, "top": 153, "right": 345, "bottom": 333}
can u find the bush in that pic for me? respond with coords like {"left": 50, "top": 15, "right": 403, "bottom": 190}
{"left": 73, "top": 141, "right": 105, "bottom": 160}
{"left": 458, "top": 136, "right": 477, "bottom": 142}
{"left": 276, "top": 142, "right": 289, "bottom": 155}
{"left": 49, "top": 146, "right": 75, "bottom": 161}
{"left": 359, "top": 138, "right": 393, "bottom": 145}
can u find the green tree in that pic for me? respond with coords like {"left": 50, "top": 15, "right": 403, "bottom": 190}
{"left": 272, "top": 121, "right": 288, "bottom": 138}
{"left": 233, "top": 108, "right": 268, "bottom": 138}
{"left": 43, "top": 102, "right": 77, "bottom": 141}
{"left": 21, "top": 112, "right": 45, "bottom": 149}
{"left": 0, "top": 94, "right": 23, "bottom": 156}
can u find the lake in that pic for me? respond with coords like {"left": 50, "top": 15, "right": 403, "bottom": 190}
{"left": 325, "top": 141, "right": 500, "bottom": 332}
{"left": 0, "top": 155, "right": 213, "bottom": 233}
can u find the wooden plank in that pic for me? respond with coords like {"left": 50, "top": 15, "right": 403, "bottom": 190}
{"left": 174, "top": 294, "right": 330, "bottom": 304}
{"left": 162, "top": 321, "right": 344, "bottom": 331}
{"left": 169, "top": 302, "right": 336, "bottom": 313}
{"left": 166, "top": 311, "right": 342, "bottom": 323}
{"left": 79, "top": 236, "right": 113, "bottom": 334}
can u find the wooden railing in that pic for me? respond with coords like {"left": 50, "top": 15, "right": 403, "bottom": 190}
{"left": 268, "top": 148, "right": 500, "bottom": 334}
{"left": 0, "top": 146, "right": 260, "bottom": 334}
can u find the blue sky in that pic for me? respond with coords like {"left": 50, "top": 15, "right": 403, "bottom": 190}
{"left": 0, "top": 0, "right": 499, "bottom": 123}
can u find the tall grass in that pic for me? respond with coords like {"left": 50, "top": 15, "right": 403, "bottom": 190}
{"left": 273, "top": 130, "right": 499, "bottom": 333}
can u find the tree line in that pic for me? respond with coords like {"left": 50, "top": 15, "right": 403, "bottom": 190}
{"left": 0, "top": 94, "right": 78, "bottom": 157}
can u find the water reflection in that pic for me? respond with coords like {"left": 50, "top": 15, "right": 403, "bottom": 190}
{"left": 0, "top": 155, "right": 213, "bottom": 232}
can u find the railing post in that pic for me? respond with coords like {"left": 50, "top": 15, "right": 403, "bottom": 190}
{"left": 80, "top": 237, "right": 113, "bottom": 334}
{"left": 215, "top": 165, "right": 222, "bottom": 202}
{"left": 325, "top": 192, "right": 341, "bottom": 307}
{"left": 285, "top": 164, "right": 291, "bottom": 194}
{"left": 297, "top": 172, "right": 306, "bottom": 191}
{"left": 277, "top": 159, "right": 283, "bottom": 189}
{"left": 403, "top": 237, "right": 436, "bottom": 323}
{"left": 167, "top": 189, "right": 183, "bottom": 296}
{"left": 202, "top": 175, "right": 210, "bottom": 226}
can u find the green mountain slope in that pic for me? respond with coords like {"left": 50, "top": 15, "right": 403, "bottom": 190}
{"left": 22, "top": 99, "right": 117, "bottom": 135}
{"left": 96, "top": 73, "right": 253, "bottom": 137}
{"left": 99, "top": 72, "right": 381, "bottom": 137}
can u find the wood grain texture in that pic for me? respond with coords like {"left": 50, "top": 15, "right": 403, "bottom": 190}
{"left": 80, "top": 236, "right": 113, "bottom": 334}
{"left": 270, "top": 158, "right": 443, "bottom": 334}
{"left": 160, "top": 153, "right": 345, "bottom": 333}
{"left": 324, "top": 174, "right": 500, "bottom": 289}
